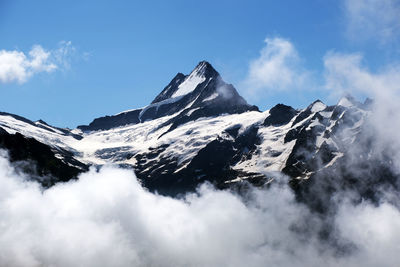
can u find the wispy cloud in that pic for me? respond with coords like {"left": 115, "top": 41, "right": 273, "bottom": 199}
{"left": 242, "top": 37, "right": 310, "bottom": 98}
{"left": 344, "top": 0, "right": 400, "bottom": 44}
{"left": 324, "top": 51, "right": 400, "bottom": 98}
{"left": 0, "top": 41, "right": 77, "bottom": 84}
{"left": 52, "top": 41, "right": 77, "bottom": 71}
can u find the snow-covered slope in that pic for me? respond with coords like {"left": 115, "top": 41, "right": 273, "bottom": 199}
{"left": 0, "top": 61, "right": 375, "bottom": 196}
{"left": 0, "top": 112, "right": 82, "bottom": 157}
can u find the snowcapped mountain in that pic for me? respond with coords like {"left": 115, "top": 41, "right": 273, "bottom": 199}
{"left": 0, "top": 61, "right": 388, "bottom": 204}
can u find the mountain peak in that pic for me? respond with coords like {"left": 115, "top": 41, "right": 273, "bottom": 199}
{"left": 337, "top": 94, "right": 361, "bottom": 108}
{"left": 79, "top": 61, "right": 258, "bottom": 131}
{"left": 264, "top": 104, "right": 298, "bottom": 126}
{"left": 151, "top": 61, "right": 219, "bottom": 104}
{"left": 308, "top": 99, "right": 326, "bottom": 113}
{"left": 192, "top": 61, "right": 218, "bottom": 78}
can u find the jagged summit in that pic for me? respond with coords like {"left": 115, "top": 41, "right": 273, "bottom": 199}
{"left": 337, "top": 93, "right": 364, "bottom": 108}
{"left": 263, "top": 104, "right": 298, "bottom": 126}
{"left": 190, "top": 60, "right": 219, "bottom": 78}
{"left": 308, "top": 99, "right": 327, "bottom": 113}
{"left": 151, "top": 73, "right": 186, "bottom": 104}
{"left": 151, "top": 61, "right": 220, "bottom": 104}
{"left": 78, "top": 61, "right": 258, "bottom": 132}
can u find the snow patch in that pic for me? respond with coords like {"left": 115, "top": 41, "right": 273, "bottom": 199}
{"left": 138, "top": 96, "right": 184, "bottom": 121}
{"left": 311, "top": 101, "right": 326, "bottom": 113}
{"left": 338, "top": 97, "right": 354, "bottom": 108}
{"left": 187, "top": 108, "right": 200, "bottom": 116}
{"left": 203, "top": 93, "right": 219, "bottom": 102}
{"left": 171, "top": 64, "right": 207, "bottom": 98}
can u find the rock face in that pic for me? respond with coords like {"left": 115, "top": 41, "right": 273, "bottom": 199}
{"left": 263, "top": 104, "right": 298, "bottom": 126}
{"left": 0, "top": 61, "right": 397, "bottom": 211}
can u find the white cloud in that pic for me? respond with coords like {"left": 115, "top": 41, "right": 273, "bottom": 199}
{"left": 336, "top": 201, "right": 400, "bottom": 267}
{"left": 243, "top": 37, "right": 309, "bottom": 98}
{"left": 0, "top": 152, "right": 400, "bottom": 266}
{"left": 344, "top": 0, "right": 400, "bottom": 43}
{"left": 0, "top": 42, "right": 76, "bottom": 84}
{"left": 52, "top": 41, "right": 76, "bottom": 70}
{"left": 324, "top": 51, "right": 400, "bottom": 97}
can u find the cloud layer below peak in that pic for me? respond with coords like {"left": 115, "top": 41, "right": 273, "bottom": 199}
{"left": 0, "top": 148, "right": 400, "bottom": 267}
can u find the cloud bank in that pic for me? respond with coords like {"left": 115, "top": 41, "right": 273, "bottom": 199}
{"left": 0, "top": 151, "right": 400, "bottom": 267}
{"left": 0, "top": 41, "right": 76, "bottom": 84}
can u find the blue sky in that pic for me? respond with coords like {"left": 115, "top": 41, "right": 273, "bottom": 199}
{"left": 1, "top": 0, "right": 399, "bottom": 128}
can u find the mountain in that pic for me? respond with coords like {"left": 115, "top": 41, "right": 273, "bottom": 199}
{"left": 0, "top": 61, "right": 395, "bottom": 212}
{"left": 77, "top": 61, "right": 258, "bottom": 132}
